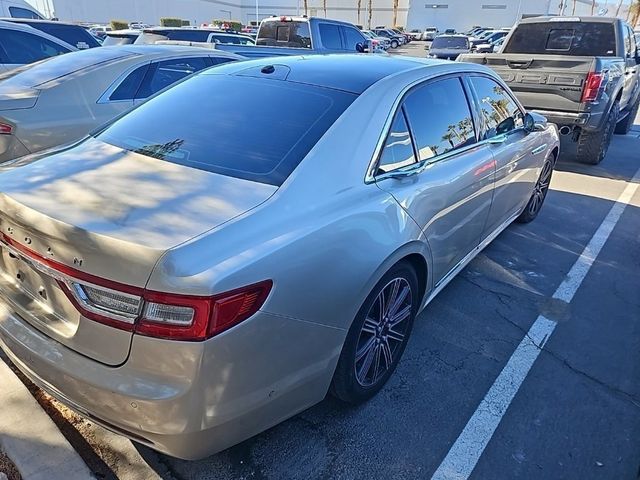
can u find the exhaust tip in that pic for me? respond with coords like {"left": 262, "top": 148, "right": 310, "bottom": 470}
{"left": 559, "top": 126, "right": 572, "bottom": 136}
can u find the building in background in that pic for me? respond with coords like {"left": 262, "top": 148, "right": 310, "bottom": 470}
{"left": 25, "top": 0, "right": 636, "bottom": 29}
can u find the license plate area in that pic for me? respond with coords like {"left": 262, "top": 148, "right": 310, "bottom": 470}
{"left": 0, "top": 243, "right": 79, "bottom": 337}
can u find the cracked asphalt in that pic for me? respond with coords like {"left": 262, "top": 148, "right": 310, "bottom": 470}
{"left": 21, "top": 43, "right": 640, "bottom": 480}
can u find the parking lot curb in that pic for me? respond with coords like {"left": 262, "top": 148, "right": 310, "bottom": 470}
{"left": 0, "top": 359, "right": 94, "bottom": 480}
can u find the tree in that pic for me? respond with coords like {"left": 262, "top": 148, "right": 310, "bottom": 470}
{"left": 323, "top": 0, "right": 327, "bottom": 17}
{"left": 571, "top": 0, "right": 577, "bottom": 15}
{"left": 357, "top": 0, "right": 362, "bottom": 24}
{"left": 392, "top": 0, "right": 399, "bottom": 27}
{"left": 367, "top": 0, "right": 373, "bottom": 29}
{"left": 615, "top": 0, "right": 624, "bottom": 17}
{"left": 591, "top": 0, "right": 596, "bottom": 15}
{"left": 303, "top": 0, "right": 308, "bottom": 16}
{"left": 630, "top": 0, "right": 640, "bottom": 26}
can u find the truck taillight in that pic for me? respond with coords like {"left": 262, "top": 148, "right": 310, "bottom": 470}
{"left": 581, "top": 72, "right": 603, "bottom": 103}
{"left": 0, "top": 233, "right": 272, "bottom": 341}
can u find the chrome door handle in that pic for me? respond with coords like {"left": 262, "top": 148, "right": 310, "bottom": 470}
{"left": 531, "top": 144, "right": 547, "bottom": 155}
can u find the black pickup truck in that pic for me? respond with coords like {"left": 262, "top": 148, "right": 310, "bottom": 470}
{"left": 459, "top": 17, "right": 640, "bottom": 164}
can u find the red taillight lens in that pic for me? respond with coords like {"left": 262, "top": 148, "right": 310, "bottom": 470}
{"left": 0, "top": 233, "right": 272, "bottom": 341}
{"left": 581, "top": 72, "right": 603, "bottom": 103}
{"left": 0, "top": 123, "right": 13, "bottom": 135}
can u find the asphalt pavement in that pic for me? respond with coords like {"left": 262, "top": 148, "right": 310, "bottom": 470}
{"left": 4, "top": 42, "right": 640, "bottom": 480}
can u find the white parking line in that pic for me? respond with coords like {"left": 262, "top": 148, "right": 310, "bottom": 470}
{"left": 431, "top": 166, "right": 640, "bottom": 480}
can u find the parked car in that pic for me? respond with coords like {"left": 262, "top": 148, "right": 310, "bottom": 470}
{"left": 444, "top": 28, "right": 456, "bottom": 34}
{"left": 421, "top": 27, "right": 438, "bottom": 41}
{"left": 372, "top": 28, "right": 405, "bottom": 48}
{"left": 89, "top": 25, "right": 112, "bottom": 39}
{"left": 218, "top": 17, "right": 372, "bottom": 57}
{"left": 460, "top": 16, "right": 640, "bottom": 164}
{"left": 470, "top": 30, "right": 508, "bottom": 50}
{"left": 390, "top": 28, "right": 411, "bottom": 43}
{"left": 129, "top": 22, "right": 151, "bottom": 30}
{"left": 491, "top": 36, "right": 506, "bottom": 52}
{"left": 362, "top": 29, "right": 390, "bottom": 51}
{"left": 4, "top": 18, "right": 101, "bottom": 49}
{"left": 0, "top": 0, "right": 42, "bottom": 19}
{"left": 208, "top": 32, "right": 254, "bottom": 45}
{"left": 0, "top": 20, "right": 75, "bottom": 70}
{"left": 408, "top": 29, "right": 422, "bottom": 40}
{"left": 0, "top": 54, "right": 558, "bottom": 460}
{"left": 427, "top": 34, "right": 471, "bottom": 60}
{"left": 102, "top": 29, "right": 140, "bottom": 46}
{"left": 0, "top": 45, "right": 242, "bottom": 162}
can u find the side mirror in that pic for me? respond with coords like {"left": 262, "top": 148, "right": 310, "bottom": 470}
{"left": 524, "top": 112, "right": 547, "bottom": 133}
{"left": 356, "top": 42, "right": 365, "bottom": 53}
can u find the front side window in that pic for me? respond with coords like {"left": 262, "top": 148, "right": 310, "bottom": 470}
{"left": 403, "top": 77, "right": 476, "bottom": 161}
{"left": 470, "top": 76, "right": 524, "bottom": 139}
{"left": 136, "top": 57, "right": 210, "bottom": 99}
{"left": 109, "top": 64, "right": 148, "bottom": 101}
{"left": 96, "top": 74, "right": 356, "bottom": 186}
{"left": 377, "top": 110, "right": 417, "bottom": 174}
{"left": 342, "top": 26, "right": 365, "bottom": 51}
{"left": 0, "top": 29, "right": 70, "bottom": 64}
{"left": 319, "top": 23, "right": 342, "bottom": 49}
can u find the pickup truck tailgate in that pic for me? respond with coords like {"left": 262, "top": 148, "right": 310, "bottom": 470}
{"left": 459, "top": 53, "right": 595, "bottom": 113}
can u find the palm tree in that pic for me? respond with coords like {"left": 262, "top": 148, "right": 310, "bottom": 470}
{"left": 367, "top": 0, "right": 373, "bottom": 29}
{"left": 357, "top": 0, "right": 362, "bottom": 24}
{"left": 303, "top": 0, "right": 308, "bottom": 16}
{"left": 323, "top": 0, "right": 327, "bottom": 17}
{"left": 591, "top": 0, "right": 596, "bottom": 15}
{"left": 571, "top": 0, "right": 577, "bottom": 15}
{"left": 631, "top": 0, "right": 640, "bottom": 26}
{"left": 615, "top": 0, "right": 623, "bottom": 17}
{"left": 392, "top": 0, "right": 399, "bottom": 27}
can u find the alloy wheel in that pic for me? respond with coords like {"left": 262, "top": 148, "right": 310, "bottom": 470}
{"left": 354, "top": 277, "right": 412, "bottom": 387}
{"left": 527, "top": 158, "right": 553, "bottom": 217}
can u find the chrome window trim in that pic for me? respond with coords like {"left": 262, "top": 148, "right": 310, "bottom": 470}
{"left": 365, "top": 72, "right": 484, "bottom": 184}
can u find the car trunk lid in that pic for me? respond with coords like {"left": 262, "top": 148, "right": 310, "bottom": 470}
{"left": 0, "top": 138, "right": 277, "bottom": 365}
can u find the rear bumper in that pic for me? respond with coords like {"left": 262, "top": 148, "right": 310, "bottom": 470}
{"left": 0, "top": 302, "right": 344, "bottom": 459}
{"left": 531, "top": 109, "right": 604, "bottom": 132}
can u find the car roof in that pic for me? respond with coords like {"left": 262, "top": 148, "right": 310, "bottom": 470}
{"left": 518, "top": 15, "right": 619, "bottom": 24}
{"left": 437, "top": 34, "right": 468, "bottom": 38}
{"left": 206, "top": 54, "right": 479, "bottom": 94}
{"left": 114, "top": 44, "right": 241, "bottom": 57}
{"left": 0, "top": 18, "right": 80, "bottom": 27}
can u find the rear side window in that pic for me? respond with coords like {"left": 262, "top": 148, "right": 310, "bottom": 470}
{"left": 97, "top": 74, "right": 356, "bottom": 186}
{"left": 136, "top": 57, "right": 210, "bottom": 99}
{"left": 504, "top": 22, "right": 616, "bottom": 56}
{"left": 0, "top": 28, "right": 70, "bottom": 64}
{"left": 319, "top": 23, "right": 342, "bottom": 49}
{"left": 27, "top": 23, "right": 100, "bottom": 49}
{"left": 469, "top": 76, "right": 524, "bottom": 139}
{"left": 377, "top": 111, "right": 417, "bottom": 174}
{"left": 257, "top": 21, "right": 311, "bottom": 48}
{"left": 109, "top": 64, "right": 148, "bottom": 101}
{"left": 164, "top": 30, "right": 210, "bottom": 42}
{"left": 403, "top": 77, "right": 476, "bottom": 161}
{"left": 8, "top": 6, "right": 41, "bottom": 19}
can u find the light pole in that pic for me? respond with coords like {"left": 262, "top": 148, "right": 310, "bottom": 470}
{"left": 255, "top": 0, "right": 259, "bottom": 26}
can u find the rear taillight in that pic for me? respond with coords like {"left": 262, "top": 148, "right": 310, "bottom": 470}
{"left": 581, "top": 72, "right": 603, "bottom": 103}
{"left": 0, "top": 233, "right": 272, "bottom": 341}
{"left": 0, "top": 123, "right": 13, "bottom": 135}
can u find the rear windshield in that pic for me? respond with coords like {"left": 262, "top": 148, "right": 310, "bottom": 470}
{"left": 504, "top": 22, "right": 616, "bottom": 56}
{"left": 103, "top": 34, "right": 138, "bottom": 46}
{"left": 431, "top": 36, "right": 469, "bottom": 49}
{"left": 26, "top": 22, "right": 101, "bottom": 49}
{"left": 210, "top": 34, "right": 255, "bottom": 45}
{"left": 0, "top": 48, "right": 135, "bottom": 87}
{"left": 257, "top": 21, "right": 312, "bottom": 48}
{"left": 96, "top": 74, "right": 356, "bottom": 186}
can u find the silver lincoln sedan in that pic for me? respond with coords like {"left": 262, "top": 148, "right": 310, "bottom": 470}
{"left": 0, "top": 55, "right": 559, "bottom": 459}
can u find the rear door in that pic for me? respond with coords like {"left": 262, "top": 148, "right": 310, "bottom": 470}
{"left": 374, "top": 76, "right": 496, "bottom": 284}
{"left": 317, "top": 22, "right": 345, "bottom": 53}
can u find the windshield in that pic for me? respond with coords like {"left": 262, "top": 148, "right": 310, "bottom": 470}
{"left": 504, "top": 22, "right": 616, "bottom": 56}
{"left": 96, "top": 73, "right": 357, "bottom": 186}
{"left": 431, "top": 36, "right": 469, "bottom": 49}
{"left": 103, "top": 34, "right": 138, "bottom": 46}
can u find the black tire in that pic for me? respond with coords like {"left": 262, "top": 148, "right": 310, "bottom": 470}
{"left": 516, "top": 152, "right": 555, "bottom": 224}
{"left": 614, "top": 96, "right": 640, "bottom": 135}
{"left": 390, "top": 39, "right": 399, "bottom": 48}
{"left": 576, "top": 103, "right": 619, "bottom": 165}
{"left": 331, "top": 262, "right": 419, "bottom": 404}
